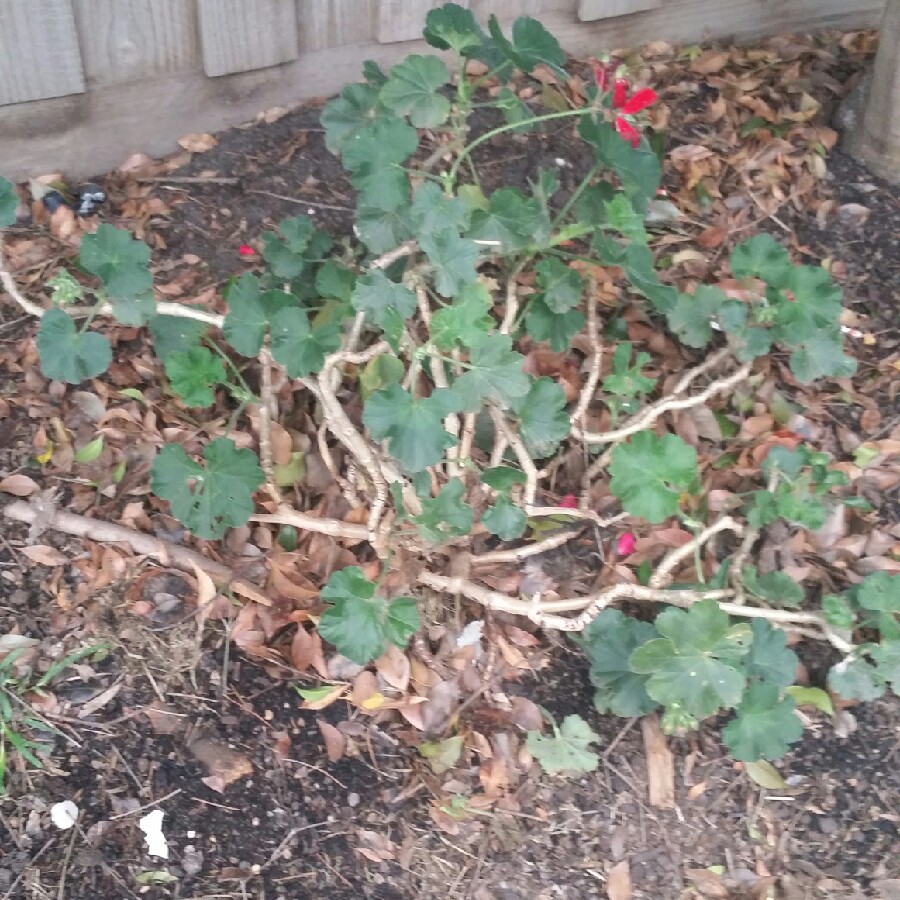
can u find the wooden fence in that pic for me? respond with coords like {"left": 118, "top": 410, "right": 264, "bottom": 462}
{"left": 0, "top": 0, "right": 885, "bottom": 181}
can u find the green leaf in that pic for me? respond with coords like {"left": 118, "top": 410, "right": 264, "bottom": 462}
{"left": 453, "top": 332, "right": 529, "bottom": 411}
{"left": 164, "top": 346, "right": 226, "bottom": 408}
{"left": 524, "top": 300, "right": 584, "bottom": 352}
{"left": 352, "top": 270, "right": 417, "bottom": 326}
{"left": 602, "top": 343, "right": 656, "bottom": 398}
{"left": 36, "top": 309, "right": 112, "bottom": 384}
{"left": 579, "top": 116, "right": 661, "bottom": 206}
{"left": 784, "top": 686, "right": 834, "bottom": 715}
{"left": 150, "top": 438, "right": 264, "bottom": 539}
{"left": 429, "top": 282, "right": 495, "bottom": 350}
{"left": 410, "top": 183, "right": 470, "bottom": 238}
{"left": 364, "top": 384, "right": 458, "bottom": 473}
{"left": 871, "top": 640, "right": 900, "bottom": 691}
{"left": 828, "top": 655, "right": 885, "bottom": 701}
{"left": 359, "top": 353, "right": 405, "bottom": 400}
{"left": 342, "top": 119, "right": 418, "bottom": 210}
{"left": 424, "top": 3, "right": 486, "bottom": 55}
{"left": 743, "top": 759, "right": 788, "bottom": 789}
{"left": 629, "top": 600, "right": 751, "bottom": 719}
{"left": 481, "top": 466, "right": 526, "bottom": 491}
{"left": 718, "top": 299, "right": 773, "bottom": 361}
{"left": 270, "top": 307, "right": 341, "bottom": 377}
{"left": 741, "top": 566, "right": 804, "bottom": 608}
{"left": 419, "top": 735, "right": 465, "bottom": 775}
{"left": 535, "top": 258, "right": 584, "bottom": 313}
{"left": 47, "top": 269, "right": 84, "bottom": 305}
{"left": 362, "top": 59, "right": 388, "bottom": 88}
{"left": 413, "top": 479, "right": 474, "bottom": 544}
{"left": 618, "top": 242, "right": 678, "bottom": 313}
{"left": 496, "top": 86, "right": 538, "bottom": 132}
{"left": 355, "top": 204, "right": 415, "bottom": 255}
{"left": 380, "top": 55, "right": 450, "bottom": 129}
{"left": 857, "top": 572, "right": 899, "bottom": 614}
{"left": 722, "top": 682, "right": 803, "bottom": 761}
{"left": 315, "top": 261, "right": 356, "bottom": 303}
{"left": 487, "top": 15, "right": 566, "bottom": 77}
{"left": 468, "top": 187, "right": 549, "bottom": 253}
{"left": 788, "top": 333, "right": 857, "bottom": 383}
{"left": 148, "top": 314, "right": 207, "bottom": 361}
{"left": 742, "top": 619, "right": 799, "bottom": 689}
{"left": 730, "top": 234, "right": 792, "bottom": 287}
{"left": 74, "top": 435, "right": 104, "bottom": 463}
{"left": 609, "top": 431, "right": 698, "bottom": 524}
{"left": 321, "top": 83, "right": 382, "bottom": 154}
{"left": 512, "top": 377, "right": 570, "bottom": 458}
{"left": 317, "top": 567, "right": 420, "bottom": 665}
{"left": 579, "top": 609, "right": 659, "bottom": 717}
{"left": 0, "top": 176, "right": 17, "bottom": 227}
{"left": 262, "top": 217, "right": 315, "bottom": 279}
{"left": 222, "top": 273, "right": 265, "bottom": 356}
{"left": 667, "top": 285, "right": 727, "bottom": 348}
{"left": 822, "top": 593, "right": 856, "bottom": 629}
{"left": 420, "top": 229, "right": 480, "bottom": 297}
{"left": 526, "top": 715, "right": 599, "bottom": 775}
{"left": 109, "top": 292, "right": 156, "bottom": 327}
{"left": 79, "top": 224, "right": 152, "bottom": 299}
{"left": 482, "top": 495, "right": 527, "bottom": 541}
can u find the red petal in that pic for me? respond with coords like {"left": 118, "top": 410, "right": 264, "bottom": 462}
{"left": 615, "top": 117, "right": 641, "bottom": 144}
{"left": 611, "top": 79, "right": 629, "bottom": 109}
{"left": 621, "top": 87, "right": 657, "bottom": 115}
{"left": 238, "top": 244, "right": 255, "bottom": 257}
{"left": 592, "top": 64, "right": 608, "bottom": 91}
{"left": 616, "top": 532, "right": 637, "bottom": 557}
{"left": 558, "top": 494, "right": 578, "bottom": 509}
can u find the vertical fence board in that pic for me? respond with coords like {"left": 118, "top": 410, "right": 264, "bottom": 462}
{"left": 378, "top": 0, "right": 467, "bottom": 43}
{"left": 73, "top": 0, "right": 199, "bottom": 86}
{"left": 472, "top": 0, "right": 543, "bottom": 22}
{"left": 0, "top": 0, "right": 85, "bottom": 105}
{"left": 578, "top": 0, "right": 661, "bottom": 20}
{"left": 198, "top": 0, "right": 299, "bottom": 76}
{"left": 299, "top": 0, "right": 378, "bottom": 52}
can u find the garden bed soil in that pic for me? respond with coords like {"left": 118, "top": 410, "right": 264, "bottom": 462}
{"left": 1, "top": 29, "right": 899, "bottom": 900}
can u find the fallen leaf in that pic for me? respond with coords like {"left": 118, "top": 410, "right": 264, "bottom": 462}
{"left": 0, "top": 474, "right": 40, "bottom": 496}
{"left": 690, "top": 49, "right": 730, "bottom": 74}
{"left": 22, "top": 545, "right": 69, "bottom": 567}
{"left": 188, "top": 736, "right": 252, "bottom": 789}
{"left": 607, "top": 859, "right": 632, "bottom": 900}
{"left": 178, "top": 133, "right": 218, "bottom": 153}
{"left": 318, "top": 719, "right": 347, "bottom": 762}
{"left": 642, "top": 715, "right": 675, "bottom": 809}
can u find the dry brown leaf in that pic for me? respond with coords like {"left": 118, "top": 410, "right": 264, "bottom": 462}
{"left": 0, "top": 474, "right": 40, "bottom": 496}
{"left": 375, "top": 644, "right": 411, "bottom": 692}
{"left": 22, "top": 545, "right": 69, "bottom": 567}
{"left": 141, "top": 700, "right": 184, "bottom": 735}
{"left": 318, "top": 719, "right": 347, "bottom": 762}
{"left": 642, "top": 715, "right": 675, "bottom": 809}
{"left": 690, "top": 49, "right": 730, "bottom": 74}
{"left": 355, "top": 829, "right": 396, "bottom": 863}
{"left": 188, "top": 736, "right": 252, "bottom": 790}
{"left": 178, "top": 133, "right": 218, "bottom": 153}
{"left": 607, "top": 859, "right": 632, "bottom": 900}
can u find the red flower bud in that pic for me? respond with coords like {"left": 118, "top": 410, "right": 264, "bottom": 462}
{"left": 558, "top": 494, "right": 578, "bottom": 509}
{"left": 612, "top": 79, "right": 629, "bottom": 109}
{"left": 238, "top": 244, "right": 255, "bottom": 257}
{"left": 616, "top": 532, "right": 637, "bottom": 557}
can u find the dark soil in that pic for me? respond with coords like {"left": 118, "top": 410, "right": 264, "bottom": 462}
{"left": 1, "top": 33, "right": 899, "bottom": 900}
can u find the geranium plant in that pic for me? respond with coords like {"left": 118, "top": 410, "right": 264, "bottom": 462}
{"left": 1, "top": 4, "right": 895, "bottom": 763}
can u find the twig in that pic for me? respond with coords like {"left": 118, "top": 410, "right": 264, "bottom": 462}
{"left": 649, "top": 517, "right": 744, "bottom": 588}
{"left": 583, "top": 355, "right": 751, "bottom": 479}
{"left": 470, "top": 528, "right": 583, "bottom": 566}
{"left": 370, "top": 240, "right": 419, "bottom": 271}
{"left": 489, "top": 407, "right": 540, "bottom": 505}
{"left": 570, "top": 283, "right": 602, "bottom": 426}
{"left": 500, "top": 279, "right": 519, "bottom": 334}
{"left": 245, "top": 188, "right": 353, "bottom": 212}
{"left": 139, "top": 175, "right": 240, "bottom": 185}
{"left": 257, "top": 341, "right": 283, "bottom": 506}
{"left": 524, "top": 506, "right": 627, "bottom": 529}
{"left": 249, "top": 510, "right": 368, "bottom": 541}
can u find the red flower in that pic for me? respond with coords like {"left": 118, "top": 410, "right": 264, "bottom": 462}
{"left": 616, "top": 532, "right": 637, "bottom": 557}
{"left": 611, "top": 84, "right": 657, "bottom": 147}
{"left": 558, "top": 494, "right": 578, "bottom": 509}
{"left": 238, "top": 244, "right": 255, "bottom": 257}
{"left": 591, "top": 59, "right": 618, "bottom": 92}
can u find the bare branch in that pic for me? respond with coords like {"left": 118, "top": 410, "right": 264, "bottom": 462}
{"left": 250, "top": 510, "right": 369, "bottom": 541}
{"left": 500, "top": 279, "right": 519, "bottom": 334}
{"left": 524, "top": 506, "right": 628, "bottom": 528}
{"left": 489, "top": 407, "right": 540, "bottom": 505}
{"left": 570, "top": 284, "right": 602, "bottom": 426}
{"left": 470, "top": 528, "right": 583, "bottom": 566}
{"left": 370, "top": 240, "right": 418, "bottom": 271}
{"left": 649, "top": 516, "right": 744, "bottom": 588}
